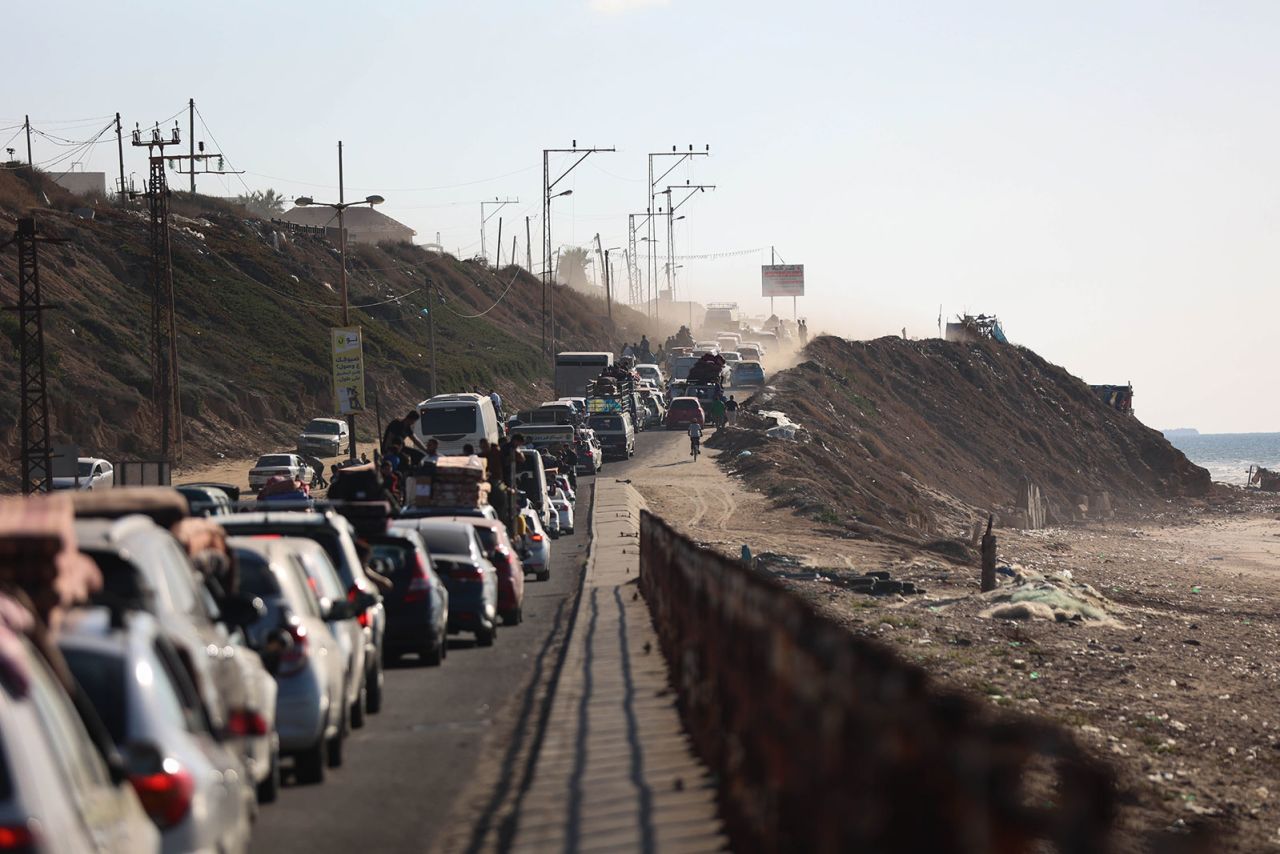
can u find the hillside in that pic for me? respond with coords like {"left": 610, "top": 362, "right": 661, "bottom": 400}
{"left": 713, "top": 335, "right": 1211, "bottom": 548}
{"left": 0, "top": 170, "right": 658, "bottom": 476}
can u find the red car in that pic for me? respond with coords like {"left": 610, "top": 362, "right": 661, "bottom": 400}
{"left": 665, "top": 396, "right": 705, "bottom": 429}
{"left": 442, "top": 516, "right": 526, "bottom": 625}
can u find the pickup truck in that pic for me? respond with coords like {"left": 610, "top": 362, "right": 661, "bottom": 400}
{"left": 248, "top": 454, "right": 313, "bottom": 491}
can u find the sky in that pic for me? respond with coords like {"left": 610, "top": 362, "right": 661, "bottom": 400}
{"left": 5, "top": 0, "right": 1279, "bottom": 432}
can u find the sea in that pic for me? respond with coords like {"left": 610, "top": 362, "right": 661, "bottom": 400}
{"left": 1164, "top": 432, "right": 1280, "bottom": 485}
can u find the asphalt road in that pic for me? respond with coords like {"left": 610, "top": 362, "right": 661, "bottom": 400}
{"left": 249, "top": 480, "right": 596, "bottom": 854}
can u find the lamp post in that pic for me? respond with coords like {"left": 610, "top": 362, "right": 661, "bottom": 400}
{"left": 294, "top": 142, "right": 385, "bottom": 461}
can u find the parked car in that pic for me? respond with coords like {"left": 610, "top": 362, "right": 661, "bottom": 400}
{"left": 665, "top": 396, "right": 706, "bottom": 429}
{"left": 296, "top": 417, "right": 350, "bottom": 457}
{"left": 230, "top": 537, "right": 350, "bottom": 784}
{"left": 248, "top": 454, "right": 313, "bottom": 492}
{"left": 284, "top": 537, "right": 369, "bottom": 728}
{"left": 518, "top": 507, "right": 552, "bottom": 582}
{"left": 731, "top": 360, "right": 766, "bottom": 387}
{"left": 432, "top": 517, "right": 525, "bottom": 625}
{"left": 218, "top": 510, "right": 386, "bottom": 717}
{"left": 366, "top": 528, "right": 450, "bottom": 664}
{"left": 392, "top": 519, "right": 499, "bottom": 645}
{"left": 60, "top": 607, "right": 254, "bottom": 852}
{"left": 544, "top": 501, "right": 561, "bottom": 538}
{"left": 51, "top": 456, "right": 114, "bottom": 490}
{"left": 77, "top": 514, "right": 278, "bottom": 801}
{"left": 0, "top": 595, "right": 160, "bottom": 854}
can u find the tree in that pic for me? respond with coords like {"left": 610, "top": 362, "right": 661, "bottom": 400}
{"left": 556, "top": 246, "right": 596, "bottom": 293}
{"left": 235, "top": 188, "right": 286, "bottom": 218}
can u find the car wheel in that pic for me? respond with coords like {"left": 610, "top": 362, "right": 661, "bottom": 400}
{"left": 350, "top": 681, "right": 366, "bottom": 730}
{"left": 536, "top": 569, "right": 551, "bottom": 582}
{"left": 422, "top": 638, "right": 443, "bottom": 666}
{"left": 476, "top": 622, "right": 496, "bottom": 647}
{"left": 501, "top": 605, "right": 522, "bottom": 626}
{"left": 295, "top": 730, "right": 327, "bottom": 785}
{"left": 566, "top": 527, "right": 574, "bottom": 535}
{"left": 256, "top": 746, "right": 280, "bottom": 804}
{"left": 441, "top": 629, "right": 448, "bottom": 659}
{"left": 327, "top": 713, "right": 345, "bottom": 769}
{"left": 365, "top": 659, "right": 384, "bottom": 715}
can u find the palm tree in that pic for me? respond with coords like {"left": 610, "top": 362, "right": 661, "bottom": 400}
{"left": 556, "top": 246, "right": 596, "bottom": 292}
{"left": 235, "top": 188, "right": 286, "bottom": 217}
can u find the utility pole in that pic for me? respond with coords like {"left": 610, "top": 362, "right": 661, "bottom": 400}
{"left": 603, "top": 246, "right": 622, "bottom": 322}
{"left": 495, "top": 217, "right": 503, "bottom": 268}
{"left": 132, "top": 122, "right": 184, "bottom": 464}
{"left": 648, "top": 145, "right": 710, "bottom": 322}
{"left": 426, "top": 283, "right": 438, "bottom": 397}
{"left": 480, "top": 197, "right": 517, "bottom": 265}
{"left": 187, "top": 98, "right": 195, "bottom": 193}
{"left": 24, "top": 116, "right": 33, "bottom": 176}
{"left": 7, "top": 218, "right": 61, "bottom": 494}
{"left": 657, "top": 181, "right": 715, "bottom": 328}
{"left": 512, "top": 235, "right": 518, "bottom": 271}
{"left": 525, "top": 215, "right": 532, "bottom": 271}
{"left": 543, "top": 142, "right": 614, "bottom": 358}
{"left": 115, "top": 113, "right": 126, "bottom": 201}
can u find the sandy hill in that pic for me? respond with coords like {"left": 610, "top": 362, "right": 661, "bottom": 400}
{"left": 714, "top": 335, "right": 1210, "bottom": 549}
{"left": 0, "top": 170, "right": 656, "bottom": 475}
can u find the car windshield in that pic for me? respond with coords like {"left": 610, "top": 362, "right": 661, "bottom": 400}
{"left": 257, "top": 455, "right": 293, "bottom": 467}
{"left": 588, "top": 415, "right": 622, "bottom": 430}
{"left": 369, "top": 540, "right": 414, "bottom": 576}
{"left": 672, "top": 399, "right": 699, "bottom": 410}
{"left": 61, "top": 649, "right": 126, "bottom": 743}
{"left": 416, "top": 525, "right": 472, "bottom": 556}
{"left": 421, "top": 406, "right": 477, "bottom": 435}
{"left": 305, "top": 420, "right": 341, "bottom": 434}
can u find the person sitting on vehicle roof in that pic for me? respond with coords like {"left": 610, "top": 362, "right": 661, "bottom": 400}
{"left": 383, "top": 410, "right": 427, "bottom": 466}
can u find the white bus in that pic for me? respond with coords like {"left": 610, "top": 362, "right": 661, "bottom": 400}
{"left": 415, "top": 393, "right": 500, "bottom": 455}
{"left": 554, "top": 352, "right": 613, "bottom": 398}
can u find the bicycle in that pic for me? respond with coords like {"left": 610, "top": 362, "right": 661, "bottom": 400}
{"left": 690, "top": 437, "right": 701, "bottom": 461}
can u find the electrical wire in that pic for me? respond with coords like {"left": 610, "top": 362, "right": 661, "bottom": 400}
{"left": 242, "top": 163, "right": 539, "bottom": 194}
{"left": 436, "top": 269, "right": 522, "bottom": 318}
{"left": 191, "top": 104, "right": 254, "bottom": 196}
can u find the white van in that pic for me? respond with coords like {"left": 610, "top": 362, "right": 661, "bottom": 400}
{"left": 416, "top": 393, "right": 500, "bottom": 454}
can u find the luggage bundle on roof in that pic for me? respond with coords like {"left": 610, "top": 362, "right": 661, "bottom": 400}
{"left": 407, "top": 455, "right": 490, "bottom": 508}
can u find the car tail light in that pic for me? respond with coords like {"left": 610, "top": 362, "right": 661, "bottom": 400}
{"left": 277, "top": 623, "right": 310, "bottom": 677}
{"left": 446, "top": 561, "right": 485, "bottom": 581}
{"left": 130, "top": 761, "right": 195, "bottom": 829}
{"left": 227, "top": 708, "right": 269, "bottom": 737}
{"left": 530, "top": 533, "right": 544, "bottom": 543}
{"left": 403, "top": 554, "right": 432, "bottom": 603}
{"left": 0, "top": 824, "right": 36, "bottom": 852}
{"left": 347, "top": 585, "right": 370, "bottom": 628}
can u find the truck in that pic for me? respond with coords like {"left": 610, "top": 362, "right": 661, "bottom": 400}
{"left": 555, "top": 352, "right": 613, "bottom": 398}
{"left": 585, "top": 373, "right": 641, "bottom": 431}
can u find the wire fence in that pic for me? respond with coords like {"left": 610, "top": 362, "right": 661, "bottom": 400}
{"left": 639, "top": 510, "right": 1120, "bottom": 854}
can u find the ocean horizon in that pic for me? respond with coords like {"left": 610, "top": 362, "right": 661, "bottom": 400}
{"left": 1164, "top": 431, "right": 1280, "bottom": 485}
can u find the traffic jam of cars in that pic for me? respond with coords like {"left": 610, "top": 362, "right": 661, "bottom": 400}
{"left": 0, "top": 395, "right": 587, "bottom": 854}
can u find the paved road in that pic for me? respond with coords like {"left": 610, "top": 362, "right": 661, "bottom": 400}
{"left": 249, "top": 481, "right": 595, "bottom": 854}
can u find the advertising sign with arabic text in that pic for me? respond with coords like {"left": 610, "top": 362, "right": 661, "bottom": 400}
{"left": 332, "top": 327, "right": 366, "bottom": 415}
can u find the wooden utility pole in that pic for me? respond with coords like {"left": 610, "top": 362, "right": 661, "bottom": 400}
{"left": 24, "top": 116, "right": 33, "bottom": 175}
{"left": 525, "top": 216, "right": 532, "bottom": 271}
{"left": 511, "top": 235, "right": 517, "bottom": 271}
{"left": 980, "top": 515, "right": 997, "bottom": 592}
{"left": 495, "top": 216, "right": 503, "bottom": 268}
{"left": 115, "top": 113, "right": 126, "bottom": 200}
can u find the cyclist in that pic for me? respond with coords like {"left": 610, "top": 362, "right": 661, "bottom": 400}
{"left": 688, "top": 420, "right": 703, "bottom": 459}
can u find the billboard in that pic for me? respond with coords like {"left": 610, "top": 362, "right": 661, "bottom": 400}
{"left": 762, "top": 264, "right": 804, "bottom": 297}
{"left": 332, "top": 327, "right": 366, "bottom": 414}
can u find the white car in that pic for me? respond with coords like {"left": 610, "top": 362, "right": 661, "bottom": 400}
{"left": 635, "top": 363, "right": 666, "bottom": 387}
{"left": 297, "top": 417, "right": 350, "bottom": 458}
{"left": 59, "top": 608, "right": 254, "bottom": 854}
{"left": 248, "top": 453, "right": 313, "bottom": 491}
{"left": 574, "top": 433, "right": 603, "bottom": 475}
{"left": 51, "top": 457, "right": 114, "bottom": 490}
{"left": 0, "top": 596, "right": 159, "bottom": 854}
{"left": 552, "top": 495, "right": 574, "bottom": 535}
{"left": 518, "top": 507, "right": 552, "bottom": 580}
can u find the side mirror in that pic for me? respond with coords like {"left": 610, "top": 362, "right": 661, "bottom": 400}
{"left": 219, "top": 594, "right": 265, "bottom": 629}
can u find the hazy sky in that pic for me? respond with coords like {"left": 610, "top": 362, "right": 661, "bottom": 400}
{"left": 6, "top": 0, "right": 1279, "bottom": 432}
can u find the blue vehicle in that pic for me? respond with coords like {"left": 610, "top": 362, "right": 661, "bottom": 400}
{"left": 367, "top": 529, "right": 450, "bottom": 666}
{"left": 731, "top": 360, "right": 766, "bottom": 388}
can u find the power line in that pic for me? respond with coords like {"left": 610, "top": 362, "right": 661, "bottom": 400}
{"left": 242, "top": 162, "right": 539, "bottom": 194}
{"left": 191, "top": 104, "right": 253, "bottom": 196}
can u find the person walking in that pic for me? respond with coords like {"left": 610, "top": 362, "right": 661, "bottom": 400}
{"left": 707, "top": 395, "right": 726, "bottom": 429}
{"left": 725, "top": 395, "right": 739, "bottom": 425}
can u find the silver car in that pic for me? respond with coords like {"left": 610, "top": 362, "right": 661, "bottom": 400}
{"left": 60, "top": 608, "right": 252, "bottom": 854}
{"left": 76, "top": 516, "right": 278, "bottom": 803}
{"left": 285, "top": 537, "right": 367, "bottom": 729}
{"left": 518, "top": 507, "right": 553, "bottom": 581}
{"left": 230, "top": 537, "right": 349, "bottom": 785}
{"left": 0, "top": 596, "right": 159, "bottom": 854}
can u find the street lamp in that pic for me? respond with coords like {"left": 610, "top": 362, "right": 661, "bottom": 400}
{"left": 294, "top": 141, "right": 385, "bottom": 461}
